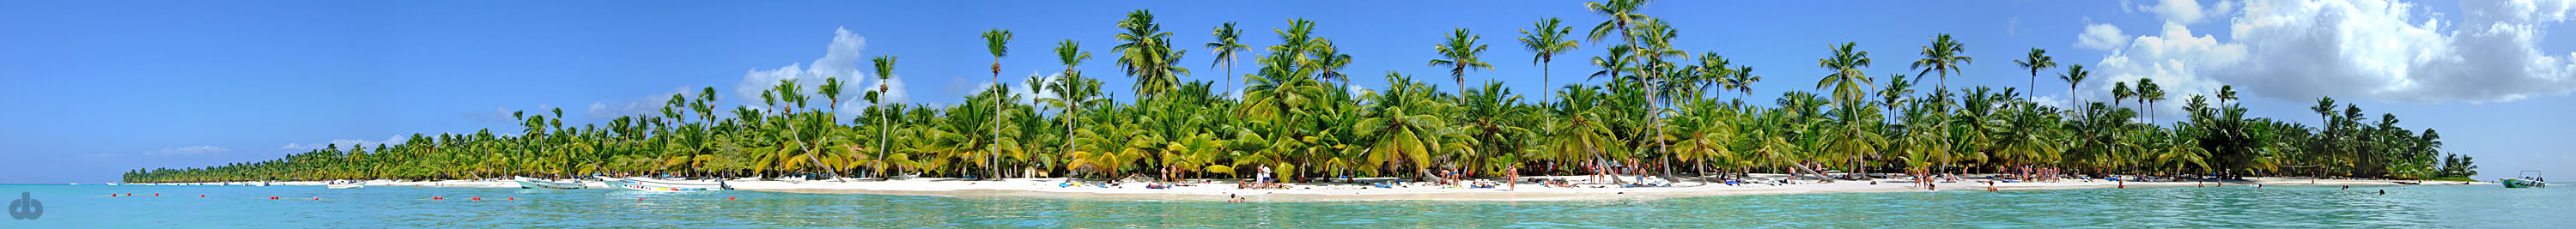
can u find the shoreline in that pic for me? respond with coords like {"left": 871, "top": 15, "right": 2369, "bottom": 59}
{"left": 168, "top": 175, "right": 2486, "bottom": 202}
{"left": 131, "top": 175, "right": 2485, "bottom": 202}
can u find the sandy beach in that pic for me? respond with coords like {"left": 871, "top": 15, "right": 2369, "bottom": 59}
{"left": 133, "top": 175, "right": 2480, "bottom": 202}
{"left": 729, "top": 175, "right": 2480, "bottom": 202}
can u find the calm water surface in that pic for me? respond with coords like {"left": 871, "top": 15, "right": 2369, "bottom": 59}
{"left": 1, "top": 184, "right": 2566, "bottom": 228}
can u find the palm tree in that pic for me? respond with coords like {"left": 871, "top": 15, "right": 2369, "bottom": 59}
{"left": 869, "top": 56, "right": 897, "bottom": 178}
{"left": 2112, "top": 81, "right": 2131, "bottom": 111}
{"left": 1520, "top": 17, "right": 1579, "bottom": 105}
{"left": 1114, "top": 9, "right": 1190, "bottom": 99}
{"left": 1049, "top": 39, "right": 1096, "bottom": 179}
{"left": 2138, "top": 78, "right": 2164, "bottom": 124}
{"left": 2057, "top": 64, "right": 2089, "bottom": 109}
{"left": 982, "top": 29, "right": 1012, "bottom": 179}
{"left": 2216, "top": 85, "right": 2239, "bottom": 106}
{"left": 1430, "top": 27, "right": 1494, "bottom": 100}
{"left": 1725, "top": 66, "right": 1760, "bottom": 105}
{"left": 1911, "top": 33, "right": 1973, "bottom": 90}
{"left": 2012, "top": 48, "right": 2055, "bottom": 102}
{"left": 1584, "top": 0, "right": 1650, "bottom": 47}
{"left": 1206, "top": 22, "right": 1250, "bottom": 96}
{"left": 1816, "top": 42, "right": 1879, "bottom": 178}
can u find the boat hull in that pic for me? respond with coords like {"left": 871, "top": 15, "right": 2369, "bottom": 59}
{"left": 610, "top": 178, "right": 726, "bottom": 191}
{"left": 2502, "top": 178, "right": 2546, "bottom": 188}
{"left": 326, "top": 184, "right": 364, "bottom": 189}
{"left": 513, "top": 177, "right": 586, "bottom": 190}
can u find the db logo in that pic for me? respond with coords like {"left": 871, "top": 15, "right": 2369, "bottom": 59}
{"left": 8, "top": 192, "right": 38, "bottom": 220}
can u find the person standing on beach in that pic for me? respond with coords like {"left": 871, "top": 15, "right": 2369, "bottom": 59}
{"left": 1257, "top": 166, "right": 1273, "bottom": 186}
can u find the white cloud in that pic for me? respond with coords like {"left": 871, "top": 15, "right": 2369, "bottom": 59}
{"left": 2145, "top": 0, "right": 2240, "bottom": 25}
{"left": 143, "top": 146, "right": 227, "bottom": 156}
{"left": 2082, "top": 0, "right": 2576, "bottom": 107}
{"left": 2075, "top": 21, "right": 2131, "bottom": 51}
{"left": 737, "top": 27, "right": 906, "bottom": 116}
{"left": 1010, "top": 71, "right": 1063, "bottom": 105}
{"left": 281, "top": 136, "right": 408, "bottom": 151}
{"left": 586, "top": 87, "right": 695, "bottom": 120}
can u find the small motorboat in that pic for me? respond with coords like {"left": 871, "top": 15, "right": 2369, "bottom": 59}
{"left": 2503, "top": 171, "right": 2547, "bottom": 189}
{"left": 513, "top": 176, "right": 586, "bottom": 190}
{"left": 325, "top": 179, "right": 365, "bottom": 189}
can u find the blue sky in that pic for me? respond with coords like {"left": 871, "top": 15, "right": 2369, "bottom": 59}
{"left": 3, "top": 0, "right": 2570, "bottom": 184}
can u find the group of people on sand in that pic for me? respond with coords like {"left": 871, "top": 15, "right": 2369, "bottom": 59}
{"left": 2010, "top": 166, "right": 2064, "bottom": 182}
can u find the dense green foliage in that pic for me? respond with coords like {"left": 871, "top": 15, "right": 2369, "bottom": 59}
{"left": 125, "top": 2, "right": 2474, "bottom": 184}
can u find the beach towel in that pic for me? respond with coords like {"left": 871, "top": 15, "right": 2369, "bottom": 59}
{"left": 1372, "top": 183, "right": 1394, "bottom": 189}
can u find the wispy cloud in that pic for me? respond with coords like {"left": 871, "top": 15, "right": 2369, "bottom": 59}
{"left": 145, "top": 146, "right": 228, "bottom": 156}
{"left": 280, "top": 136, "right": 408, "bottom": 151}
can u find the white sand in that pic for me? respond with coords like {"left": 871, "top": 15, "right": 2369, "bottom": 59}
{"left": 138, "top": 175, "right": 2478, "bottom": 202}
{"left": 727, "top": 174, "right": 2481, "bottom": 202}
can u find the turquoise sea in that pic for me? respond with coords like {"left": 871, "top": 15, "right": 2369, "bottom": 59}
{"left": 0, "top": 184, "right": 2566, "bottom": 228}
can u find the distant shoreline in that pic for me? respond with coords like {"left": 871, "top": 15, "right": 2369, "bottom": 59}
{"left": 127, "top": 175, "right": 2485, "bottom": 202}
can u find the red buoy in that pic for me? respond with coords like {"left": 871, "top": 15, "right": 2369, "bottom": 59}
{"left": 270, "top": 196, "right": 279, "bottom": 200}
{"left": 198, "top": 195, "right": 205, "bottom": 197}
{"left": 471, "top": 197, "right": 481, "bottom": 201}
{"left": 637, "top": 197, "right": 644, "bottom": 201}
{"left": 728, "top": 196, "right": 736, "bottom": 200}
{"left": 313, "top": 196, "right": 319, "bottom": 200}
{"left": 433, "top": 196, "right": 443, "bottom": 200}
{"left": 507, "top": 197, "right": 514, "bottom": 201}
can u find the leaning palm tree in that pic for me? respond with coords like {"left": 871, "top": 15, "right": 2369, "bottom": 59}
{"left": 1206, "top": 22, "right": 1250, "bottom": 95}
{"left": 1584, "top": 0, "right": 1650, "bottom": 47}
{"left": 981, "top": 29, "right": 1012, "bottom": 179}
{"left": 1520, "top": 17, "right": 1579, "bottom": 105}
{"left": 1430, "top": 27, "right": 1494, "bottom": 100}
{"left": 2012, "top": 48, "right": 2055, "bottom": 102}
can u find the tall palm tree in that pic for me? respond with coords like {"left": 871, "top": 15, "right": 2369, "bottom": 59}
{"left": 2011, "top": 48, "right": 2055, "bottom": 102}
{"left": 1114, "top": 9, "right": 1190, "bottom": 99}
{"left": 1520, "top": 17, "right": 1579, "bottom": 106}
{"left": 2139, "top": 78, "right": 2164, "bottom": 125}
{"left": 1430, "top": 27, "right": 1494, "bottom": 99}
{"left": 981, "top": 29, "right": 1012, "bottom": 179}
{"left": 2057, "top": 64, "right": 2089, "bottom": 109}
{"left": 1206, "top": 22, "right": 1250, "bottom": 96}
{"left": 1911, "top": 33, "right": 1973, "bottom": 90}
{"left": 1050, "top": 39, "right": 1095, "bottom": 176}
{"left": 1816, "top": 42, "right": 1879, "bottom": 179}
{"left": 868, "top": 56, "right": 897, "bottom": 178}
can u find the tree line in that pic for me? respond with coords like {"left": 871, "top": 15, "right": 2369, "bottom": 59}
{"left": 125, "top": 1, "right": 2476, "bottom": 184}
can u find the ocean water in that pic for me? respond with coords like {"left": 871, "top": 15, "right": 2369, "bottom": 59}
{"left": 0, "top": 184, "right": 2566, "bottom": 228}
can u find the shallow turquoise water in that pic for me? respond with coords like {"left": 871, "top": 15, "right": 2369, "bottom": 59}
{"left": 0, "top": 184, "right": 2566, "bottom": 228}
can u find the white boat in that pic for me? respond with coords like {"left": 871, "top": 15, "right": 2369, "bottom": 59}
{"left": 604, "top": 177, "right": 726, "bottom": 191}
{"left": 2504, "top": 171, "right": 2548, "bottom": 189}
{"left": 513, "top": 176, "right": 586, "bottom": 190}
{"left": 325, "top": 180, "right": 365, "bottom": 189}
